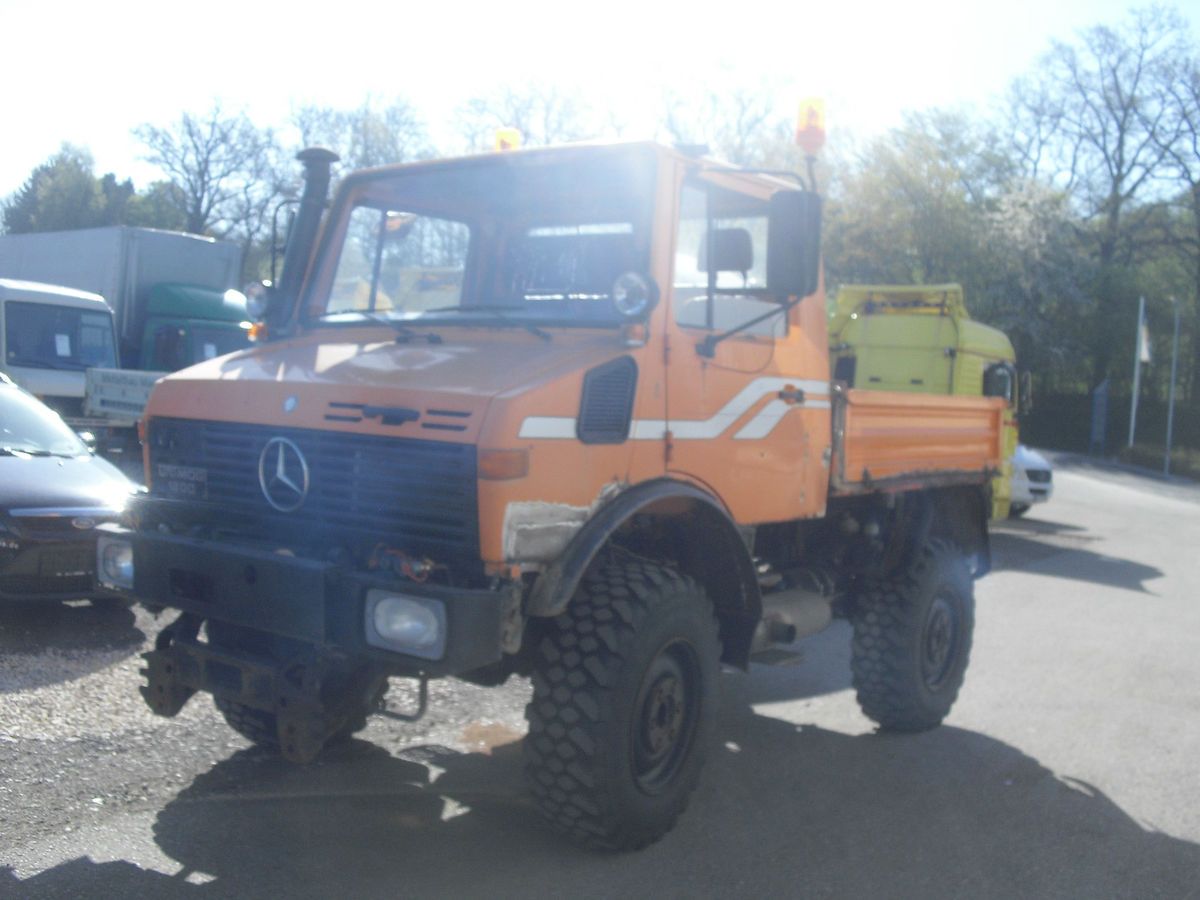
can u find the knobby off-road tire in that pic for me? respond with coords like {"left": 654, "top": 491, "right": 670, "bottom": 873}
{"left": 850, "top": 539, "right": 974, "bottom": 732}
{"left": 206, "top": 622, "right": 384, "bottom": 752}
{"left": 524, "top": 560, "right": 721, "bottom": 851}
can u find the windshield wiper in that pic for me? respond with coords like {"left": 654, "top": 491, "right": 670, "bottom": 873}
{"left": 0, "top": 446, "right": 54, "bottom": 457}
{"left": 422, "top": 305, "right": 551, "bottom": 342}
{"left": 313, "top": 311, "right": 442, "bottom": 344}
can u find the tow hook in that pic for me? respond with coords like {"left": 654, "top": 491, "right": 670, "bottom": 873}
{"left": 377, "top": 675, "right": 429, "bottom": 723}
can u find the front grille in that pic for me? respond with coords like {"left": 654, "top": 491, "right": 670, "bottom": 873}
{"left": 148, "top": 418, "right": 479, "bottom": 566}
{"left": 1026, "top": 470, "right": 1052, "bottom": 484}
{"left": 11, "top": 515, "right": 109, "bottom": 539}
{"left": 0, "top": 544, "right": 93, "bottom": 597}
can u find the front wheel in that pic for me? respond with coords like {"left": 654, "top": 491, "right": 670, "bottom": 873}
{"left": 850, "top": 540, "right": 974, "bottom": 732}
{"left": 524, "top": 560, "right": 721, "bottom": 850}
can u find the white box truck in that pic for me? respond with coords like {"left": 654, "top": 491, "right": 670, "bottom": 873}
{"left": 0, "top": 226, "right": 248, "bottom": 371}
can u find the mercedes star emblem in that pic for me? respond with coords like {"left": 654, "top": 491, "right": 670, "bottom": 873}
{"left": 258, "top": 437, "right": 310, "bottom": 512}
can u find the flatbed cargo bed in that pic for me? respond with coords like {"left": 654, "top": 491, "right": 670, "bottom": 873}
{"left": 830, "top": 386, "right": 1005, "bottom": 494}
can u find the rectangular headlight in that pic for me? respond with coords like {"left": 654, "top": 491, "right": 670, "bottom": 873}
{"left": 365, "top": 589, "right": 446, "bottom": 660}
{"left": 97, "top": 535, "right": 134, "bottom": 591}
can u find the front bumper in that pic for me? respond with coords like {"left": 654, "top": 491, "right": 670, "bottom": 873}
{"left": 103, "top": 525, "right": 507, "bottom": 678}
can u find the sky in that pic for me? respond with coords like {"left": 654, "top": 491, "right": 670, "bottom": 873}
{"left": 0, "top": 0, "right": 1195, "bottom": 198}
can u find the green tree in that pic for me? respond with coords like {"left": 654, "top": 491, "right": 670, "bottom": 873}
{"left": 1007, "top": 6, "right": 1192, "bottom": 387}
{"left": 2, "top": 145, "right": 132, "bottom": 233}
{"left": 823, "top": 112, "right": 995, "bottom": 293}
{"left": 124, "top": 181, "right": 189, "bottom": 230}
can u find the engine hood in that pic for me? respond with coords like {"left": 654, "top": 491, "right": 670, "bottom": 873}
{"left": 144, "top": 325, "right": 628, "bottom": 442}
{"left": 0, "top": 454, "right": 134, "bottom": 515}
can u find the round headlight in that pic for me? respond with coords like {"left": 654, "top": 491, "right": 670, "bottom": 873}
{"left": 611, "top": 272, "right": 658, "bottom": 319}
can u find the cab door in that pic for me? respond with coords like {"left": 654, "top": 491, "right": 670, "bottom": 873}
{"left": 661, "top": 175, "right": 831, "bottom": 524}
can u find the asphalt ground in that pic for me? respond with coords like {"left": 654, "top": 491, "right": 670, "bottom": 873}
{"left": 2, "top": 460, "right": 1198, "bottom": 898}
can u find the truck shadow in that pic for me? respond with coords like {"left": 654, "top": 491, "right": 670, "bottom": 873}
{"left": 11, "top": 706, "right": 1197, "bottom": 898}
{"left": 0, "top": 601, "right": 144, "bottom": 692}
{"left": 988, "top": 517, "right": 1162, "bottom": 594}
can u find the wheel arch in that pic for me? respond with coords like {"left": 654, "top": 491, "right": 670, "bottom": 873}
{"left": 527, "top": 478, "right": 762, "bottom": 668}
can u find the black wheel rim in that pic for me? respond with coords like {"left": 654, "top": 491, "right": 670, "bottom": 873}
{"left": 631, "top": 639, "right": 701, "bottom": 795}
{"left": 922, "top": 592, "right": 960, "bottom": 691}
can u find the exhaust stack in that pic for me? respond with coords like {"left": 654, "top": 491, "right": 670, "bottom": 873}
{"left": 272, "top": 147, "right": 339, "bottom": 328}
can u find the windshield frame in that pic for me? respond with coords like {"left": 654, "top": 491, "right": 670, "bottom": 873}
{"left": 299, "top": 145, "right": 660, "bottom": 333}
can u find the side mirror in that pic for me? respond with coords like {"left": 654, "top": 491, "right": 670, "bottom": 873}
{"left": 766, "top": 190, "right": 822, "bottom": 299}
{"left": 77, "top": 430, "right": 97, "bottom": 454}
{"left": 244, "top": 281, "right": 281, "bottom": 322}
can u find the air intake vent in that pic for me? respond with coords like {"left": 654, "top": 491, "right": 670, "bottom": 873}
{"left": 577, "top": 356, "right": 637, "bottom": 444}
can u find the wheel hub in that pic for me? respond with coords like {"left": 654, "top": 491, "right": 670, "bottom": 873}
{"left": 922, "top": 594, "right": 957, "bottom": 690}
{"left": 632, "top": 640, "right": 700, "bottom": 794}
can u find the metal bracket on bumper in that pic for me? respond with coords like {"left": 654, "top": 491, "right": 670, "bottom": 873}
{"left": 140, "top": 613, "right": 368, "bottom": 764}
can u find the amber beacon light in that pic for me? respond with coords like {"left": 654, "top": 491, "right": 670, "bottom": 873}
{"left": 795, "top": 98, "right": 826, "bottom": 154}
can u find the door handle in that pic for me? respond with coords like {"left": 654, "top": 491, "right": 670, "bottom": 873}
{"left": 778, "top": 387, "right": 806, "bottom": 404}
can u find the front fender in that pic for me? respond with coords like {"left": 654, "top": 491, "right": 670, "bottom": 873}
{"left": 527, "top": 478, "right": 762, "bottom": 668}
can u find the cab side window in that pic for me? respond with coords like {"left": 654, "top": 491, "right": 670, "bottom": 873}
{"left": 673, "top": 184, "right": 784, "bottom": 339}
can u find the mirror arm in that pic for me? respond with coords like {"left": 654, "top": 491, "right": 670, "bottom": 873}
{"left": 696, "top": 293, "right": 804, "bottom": 358}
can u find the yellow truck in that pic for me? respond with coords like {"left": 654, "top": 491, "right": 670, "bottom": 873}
{"left": 99, "top": 144, "right": 1004, "bottom": 850}
{"left": 829, "top": 284, "right": 1023, "bottom": 518}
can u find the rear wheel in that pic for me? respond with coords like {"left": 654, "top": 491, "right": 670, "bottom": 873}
{"left": 524, "top": 560, "right": 721, "bottom": 850}
{"left": 850, "top": 540, "right": 974, "bottom": 732}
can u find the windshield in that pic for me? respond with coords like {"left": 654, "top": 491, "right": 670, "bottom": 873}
{"left": 0, "top": 385, "right": 87, "bottom": 457}
{"left": 4, "top": 301, "right": 118, "bottom": 371}
{"left": 307, "top": 148, "right": 656, "bottom": 328}
{"left": 146, "top": 322, "right": 251, "bottom": 370}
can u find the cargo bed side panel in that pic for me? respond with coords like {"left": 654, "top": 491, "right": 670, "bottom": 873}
{"left": 832, "top": 387, "right": 1004, "bottom": 493}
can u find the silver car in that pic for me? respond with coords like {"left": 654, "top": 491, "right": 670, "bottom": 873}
{"left": 1010, "top": 445, "right": 1053, "bottom": 518}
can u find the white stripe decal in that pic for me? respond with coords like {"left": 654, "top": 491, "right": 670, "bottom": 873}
{"left": 733, "top": 398, "right": 831, "bottom": 440}
{"left": 518, "top": 377, "right": 831, "bottom": 441}
{"left": 518, "top": 416, "right": 577, "bottom": 439}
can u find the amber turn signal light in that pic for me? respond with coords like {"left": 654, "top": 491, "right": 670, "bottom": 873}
{"left": 479, "top": 448, "right": 530, "bottom": 480}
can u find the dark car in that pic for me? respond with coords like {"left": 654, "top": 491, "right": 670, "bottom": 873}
{"left": 0, "top": 374, "right": 136, "bottom": 602}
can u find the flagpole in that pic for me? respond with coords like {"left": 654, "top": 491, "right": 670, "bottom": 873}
{"left": 1164, "top": 297, "right": 1180, "bottom": 475}
{"left": 1128, "top": 296, "right": 1145, "bottom": 449}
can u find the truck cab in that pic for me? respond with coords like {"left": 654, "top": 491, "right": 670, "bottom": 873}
{"left": 829, "top": 283, "right": 1020, "bottom": 517}
{"left": 139, "top": 282, "right": 252, "bottom": 371}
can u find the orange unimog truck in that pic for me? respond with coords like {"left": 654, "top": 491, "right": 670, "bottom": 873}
{"left": 98, "top": 142, "right": 1003, "bottom": 850}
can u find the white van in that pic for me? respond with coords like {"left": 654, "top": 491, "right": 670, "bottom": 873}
{"left": 0, "top": 278, "right": 122, "bottom": 431}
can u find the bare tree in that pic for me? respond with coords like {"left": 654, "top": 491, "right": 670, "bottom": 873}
{"left": 453, "top": 85, "right": 594, "bottom": 152}
{"left": 660, "top": 85, "right": 785, "bottom": 167}
{"left": 134, "top": 105, "right": 282, "bottom": 238}
{"left": 293, "top": 97, "right": 431, "bottom": 175}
